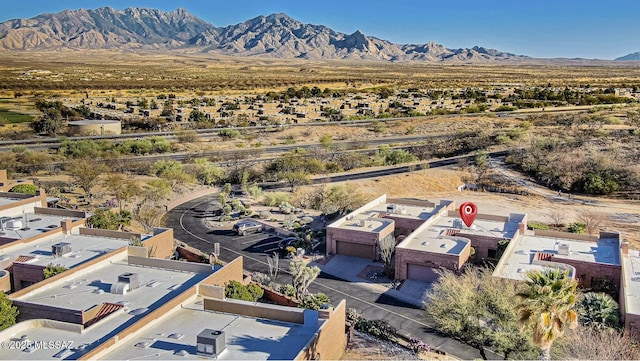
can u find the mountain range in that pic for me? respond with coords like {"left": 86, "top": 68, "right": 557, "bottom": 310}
{"left": 0, "top": 7, "right": 529, "bottom": 62}
{"left": 616, "top": 52, "right": 640, "bottom": 61}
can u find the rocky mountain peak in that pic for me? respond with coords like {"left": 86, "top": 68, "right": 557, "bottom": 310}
{"left": 0, "top": 7, "right": 528, "bottom": 62}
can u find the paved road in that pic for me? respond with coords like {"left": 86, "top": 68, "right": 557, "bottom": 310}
{"left": 165, "top": 196, "right": 488, "bottom": 360}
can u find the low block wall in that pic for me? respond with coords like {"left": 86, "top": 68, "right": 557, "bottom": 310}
{"left": 13, "top": 301, "right": 83, "bottom": 324}
{"left": 533, "top": 229, "right": 598, "bottom": 242}
{"left": 33, "top": 207, "right": 87, "bottom": 218}
{"left": 165, "top": 187, "right": 219, "bottom": 212}
{"left": 204, "top": 297, "right": 305, "bottom": 324}
{"left": 263, "top": 288, "right": 299, "bottom": 307}
{"left": 127, "top": 256, "right": 214, "bottom": 274}
{"left": 296, "top": 300, "right": 347, "bottom": 361}
{"left": 199, "top": 256, "right": 244, "bottom": 286}
{"left": 80, "top": 227, "right": 140, "bottom": 240}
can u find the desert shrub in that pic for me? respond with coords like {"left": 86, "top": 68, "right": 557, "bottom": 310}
{"left": 225, "top": 280, "right": 263, "bottom": 302}
{"left": 527, "top": 222, "right": 549, "bottom": 230}
{"left": 8, "top": 183, "right": 39, "bottom": 195}
{"left": 251, "top": 272, "right": 271, "bottom": 286}
{"left": 278, "top": 201, "right": 295, "bottom": 214}
{"left": 407, "top": 338, "right": 431, "bottom": 354}
{"left": 346, "top": 308, "right": 361, "bottom": 324}
{"left": 176, "top": 130, "right": 198, "bottom": 143}
{"left": 219, "top": 129, "right": 240, "bottom": 140}
{"left": 246, "top": 184, "right": 263, "bottom": 197}
{"left": 279, "top": 284, "right": 296, "bottom": 298}
{"left": 299, "top": 293, "right": 330, "bottom": 310}
{"left": 263, "top": 192, "right": 290, "bottom": 207}
{"left": 573, "top": 171, "right": 620, "bottom": 195}
{"left": 0, "top": 292, "right": 19, "bottom": 331}
{"left": 43, "top": 263, "right": 68, "bottom": 279}
{"left": 568, "top": 222, "right": 587, "bottom": 234}
{"left": 577, "top": 292, "right": 621, "bottom": 330}
{"left": 247, "top": 283, "right": 264, "bottom": 301}
{"left": 355, "top": 318, "right": 398, "bottom": 341}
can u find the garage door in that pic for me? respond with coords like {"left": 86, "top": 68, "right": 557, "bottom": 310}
{"left": 336, "top": 241, "right": 374, "bottom": 259}
{"left": 406, "top": 264, "right": 440, "bottom": 282}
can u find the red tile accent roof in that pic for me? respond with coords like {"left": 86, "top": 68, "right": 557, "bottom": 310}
{"left": 84, "top": 302, "right": 124, "bottom": 328}
{"left": 14, "top": 255, "right": 35, "bottom": 263}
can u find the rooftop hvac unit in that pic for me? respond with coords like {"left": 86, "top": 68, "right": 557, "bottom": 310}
{"left": 197, "top": 329, "right": 226, "bottom": 358}
{"left": 5, "top": 220, "right": 23, "bottom": 229}
{"left": 52, "top": 242, "right": 72, "bottom": 257}
{"left": 387, "top": 204, "right": 397, "bottom": 214}
{"left": 557, "top": 243, "right": 570, "bottom": 256}
{"left": 118, "top": 272, "right": 140, "bottom": 290}
{"left": 359, "top": 220, "right": 366, "bottom": 227}
{"left": 110, "top": 282, "right": 129, "bottom": 295}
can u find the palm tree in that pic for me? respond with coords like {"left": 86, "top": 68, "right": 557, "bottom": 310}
{"left": 577, "top": 292, "right": 621, "bottom": 330}
{"left": 516, "top": 268, "right": 579, "bottom": 361}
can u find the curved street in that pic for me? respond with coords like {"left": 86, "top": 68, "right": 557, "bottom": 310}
{"left": 164, "top": 196, "right": 489, "bottom": 360}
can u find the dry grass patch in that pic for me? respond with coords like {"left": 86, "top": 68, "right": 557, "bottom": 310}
{"left": 340, "top": 168, "right": 467, "bottom": 198}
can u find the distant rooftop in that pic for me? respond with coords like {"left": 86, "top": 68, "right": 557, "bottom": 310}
{"left": 0, "top": 213, "right": 79, "bottom": 241}
{"left": 369, "top": 202, "right": 437, "bottom": 220}
{"left": 0, "top": 233, "right": 128, "bottom": 268}
{"left": 328, "top": 197, "right": 440, "bottom": 231}
{"left": 99, "top": 299, "right": 320, "bottom": 360}
{"left": 0, "top": 195, "right": 24, "bottom": 207}
{"left": 495, "top": 234, "right": 620, "bottom": 281}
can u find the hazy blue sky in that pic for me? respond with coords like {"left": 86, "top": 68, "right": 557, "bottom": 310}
{"left": 2, "top": 0, "right": 639, "bottom": 59}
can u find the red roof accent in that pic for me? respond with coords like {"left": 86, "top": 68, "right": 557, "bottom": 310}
{"left": 84, "top": 302, "right": 124, "bottom": 328}
{"left": 535, "top": 252, "right": 554, "bottom": 261}
{"left": 14, "top": 256, "right": 35, "bottom": 263}
{"left": 445, "top": 229, "right": 459, "bottom": 236}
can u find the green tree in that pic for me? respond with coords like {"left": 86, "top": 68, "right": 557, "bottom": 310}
{"left": 67, "top": 160, "right": 109, "bottom": 198}
{"left": 319, "top": 134, "right": 333, "bottom": 150}
{"left": 189, "top": 109, "right": 207, "bottom": 122}
{"left": 141, "top": 179, "right": 172, "bottom": 205}
{"left": 31, "top": 108, "right": 63, "bottom": 136}
{"left": 43, "top": 263, "right": 68, "bottom": 278}
{"left": 516, "top": 269, "right": 579, "bottom": 361}
{"left": 133, "top": 203, "right": 164, "bottom": 234}
{"left": 426, "top": 267, "right": 535, "bottom": 360}
{"left": 8, "top": 183, "right": 39, "bottom": 195}
{"left": 280, "top": 171, "right": 311, "bottom": 191}
{"left": 318, "top": 183, "right": 368, "bottom": 216}
{"left": 577, "top": 292, "right": 621, "bottom": 330}
{"left": 191, "top": 158, "right": 225, "bottom": 185}
{"left": 151, "top": 160, "right": 194, "bottom": 187}
{"left": 87, "top": 209, "right": 131, "bottom": 230}
{"left": 219, "top": 129, "right": 240, "bottom": 140}
{"left": 103, "top": 174, "right": 141, "bottom": 211}
{"left": 0, "top": 292, "right": 18, "bottom": 331}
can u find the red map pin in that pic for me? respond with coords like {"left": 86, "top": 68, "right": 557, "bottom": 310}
{"left": 459, "top": 202, "right": 477, "bottom": 227}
